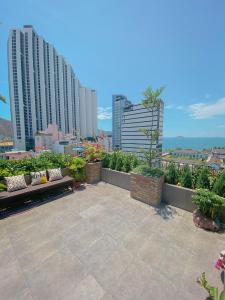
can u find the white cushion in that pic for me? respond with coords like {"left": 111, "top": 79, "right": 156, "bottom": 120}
{"left": 5, "top": 175, "right": 27, "bottom": 192}
{"left": 31, "top": 171, "right": 47, "bottom": 186}
{"left": 48, "top": 168, "right": 63, "bottom": 182}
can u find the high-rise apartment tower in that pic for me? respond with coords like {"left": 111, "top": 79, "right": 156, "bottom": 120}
{"left": 8, "top": 25, "right": 97, "bottom": 150}
{"left": 112, "top": 95, "right": 131, "bottom": 150}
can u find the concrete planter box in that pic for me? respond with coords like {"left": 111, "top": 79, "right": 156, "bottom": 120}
{"left": 130, "top": 173, "right": 164, "bottom": 206}
{"left": 162, "top": 183, "right": 196, "bottom": 212}
{"left": 86, "top": 162, "right": 102, "bottom": 184}
{"left": 101, "top": 168, "right": 131, "bottom": 190}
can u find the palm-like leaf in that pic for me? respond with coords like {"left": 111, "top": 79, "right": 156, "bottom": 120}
{"left": 0, "top": 94, "right": 6, "bottom": 103}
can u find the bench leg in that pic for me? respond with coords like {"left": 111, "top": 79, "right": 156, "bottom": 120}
{"left": 70, "top": 182, "right": 75, "bottom": 193}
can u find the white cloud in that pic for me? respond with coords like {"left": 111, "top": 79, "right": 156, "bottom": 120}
{"left": 189, "top": 97, "right": 225, "bottom": 119}
{"left": 98, "top": 106, "right": 112, "bottom": 120}
{"left": 165, "top": 104, "right": 174, "bottom": 109}
{"left": 165, "top": 104, "right": 185, "bottom": 110}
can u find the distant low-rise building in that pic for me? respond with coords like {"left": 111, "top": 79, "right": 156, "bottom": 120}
{"left": 172, "top": 149, "right": 208, "bottom": 160}
{"left": 0, "top": 140, "right": 14, "bottom": 153}
{"left": 0, "top": 150, "right": 33, "bottom": 160}
{"left": 211, "top": 148, "right": 225, "bottom": 162}
{"left": 35, "top": 132, "right": 53, "bottom": 152}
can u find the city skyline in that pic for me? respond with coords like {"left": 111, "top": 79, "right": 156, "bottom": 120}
{"left": 1, "top": 0, "right": 225, "bottom": 137}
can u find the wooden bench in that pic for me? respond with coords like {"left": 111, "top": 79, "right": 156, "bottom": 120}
{"left": 0, "top": 175, "right": 74, "bottom": 209}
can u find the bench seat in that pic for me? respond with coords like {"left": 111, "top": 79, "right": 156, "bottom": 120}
{"left": 0, "top": 176, "right": 74, "bottom": 208}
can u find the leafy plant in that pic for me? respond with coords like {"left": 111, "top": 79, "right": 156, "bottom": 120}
{"left": 179, "top": 164, "right": 192, "bottom": 188}
{"left": 196, "top": 167, "right": 211, "bottom": 190}
{"left": 0, "top": 182, "right": 7, "bottom": 191}
{"left": 213, "top": 170, "right": 225, "bottom": 198}
{"left": 0, "top": 94, "right": 6, "bottom": 103}
{"left": 115, "top": 151, "right": 124, "bottom": 171}
{"left": 197, "top": 272, "right": 225, "bottom": 300}
{"left": 140, "top": 86, "right": 164, "bottom": 169}
{"left": 192, "top": 189, "right": 225, "bottom": 221}
{"left": 83, "top": 142, "right": 104, "bottom": 163}
{"left": 69, "top": 157, "right": 86, "bottom": 182}
{"left": 109, "top": 152, "right": 117, "bottom": 170}
{"left": 102, "top": 152, "right": 111, "bottom": 168}
{"left": 132, "top": 164, "right": 164, "bottom": 178}
{"left": 165, "top": 162, "right": 179, "bottom": 184}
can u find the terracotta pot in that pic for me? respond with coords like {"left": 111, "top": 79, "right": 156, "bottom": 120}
{"left": 130, "top": 173, "right": 164, "bottom": 206}
{"left": 85, "top": 162, "right": 102, "bottom": 184}
{"left": 193, "top": 209, "right": 220, "bottom": 232}
{"left": 73, "top": 181, "right": 82, "bottom": 189}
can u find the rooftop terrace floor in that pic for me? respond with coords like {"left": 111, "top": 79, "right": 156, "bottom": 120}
{"left": 0, "top": 182, "right": 224, "bottom": 300}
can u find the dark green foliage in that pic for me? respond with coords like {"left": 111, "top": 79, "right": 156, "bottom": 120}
{"left": 102, "top": 152, "right": 111, "bottom": 168}
{"left": 132, "top": 164, "right": 164, "bottom": 178}
{"left": 165, "top": 162, "right": 179, "bottom": 184}
{"left": 0, "top": 182, "right": 6, "bottom": 191}
{"left": 196, "top": 167, "right": 211, "bottom": 189}
{"left": 192, "top": 189, "right": 225, "bottom": 221}
{"left": 115, "top": 151, "right": 124, "bottom": 171}
{"left": 121, "top": 152, "right": 139, "bottom": 173}
{"left": 107, "top": 151, "right": 140, "bottom": 173}
{"left": 179, "top": 164, "right": 192, "bottom": 188}
{"left": 0, "top": 152, "right": 73, "bottom": 180}
{"left": 213, "top": 170, "right": 225, "bottom": 198}
{"left": 109, "top": 152, "right": 117, "bottom": 170}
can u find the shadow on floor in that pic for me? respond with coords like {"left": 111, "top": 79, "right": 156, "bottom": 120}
{"left": 0, "top": 187, "right": 77, "bottom": 220}
{"left": 154, "top": 203, "right": 178, "bottom": 220}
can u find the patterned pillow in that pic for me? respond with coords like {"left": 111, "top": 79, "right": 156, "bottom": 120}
{"left": 31, "top": 171, "right": 47, "bottom": 186}
{"left": 5, "top": 175, "right": 27, "bottom": 192}
{"left": 48, "top": 168, "right": 63, "bottom": 182}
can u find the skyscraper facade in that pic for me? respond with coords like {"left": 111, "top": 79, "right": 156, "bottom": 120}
{"left": 112, "top": 95, "right": 131, "bottom": 150}
{"left": 112, "top": 94, "right": 163, "bottom": 156}
{"left": 121, "top": 102, "right": 164, "bottom": 156}
{"left": 8, "top": 25, "right": 97, "bottom": 150}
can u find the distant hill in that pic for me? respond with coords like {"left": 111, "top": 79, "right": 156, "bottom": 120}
{"left": 0, "top": 117, "right": 12, "bottom": 139}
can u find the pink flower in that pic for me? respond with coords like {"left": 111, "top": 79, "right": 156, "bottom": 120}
{"left": 215, "top": 259, "right": 223, "bottom": 270}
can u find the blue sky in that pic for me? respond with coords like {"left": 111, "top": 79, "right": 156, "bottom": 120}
{"left": 1, "top": 0, "right": 225, "bottom": 137}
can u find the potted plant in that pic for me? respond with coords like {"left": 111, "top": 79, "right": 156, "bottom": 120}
{"left": 192, "top": 189, "right": 225, "bottom": 231}
{"left": 130, "top": 86, "right": 165, "bottom": 206}
{"left": 69, "top": 157, "right": 86, "bottom": 188}
{"left": 83, "top": 142, "right": 103, "bottom": 184}
{"left": 197, "top": 251, "right": 225, "bottom": 299}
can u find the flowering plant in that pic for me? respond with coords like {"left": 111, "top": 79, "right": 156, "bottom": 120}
{"left": 215, "top": 250, "right": 225, "bottom": 270}
{"left": 197, "top": 251, "right": 225, "bottom": 299}
{"left": 82, "top": 142, "right": 104, "bottom": 163}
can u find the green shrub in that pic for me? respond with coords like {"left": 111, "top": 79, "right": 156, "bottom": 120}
{"left": 0, "top": 152, "right": 74, "bottom": 180}
{"left": 132, "top": 164, "right": 164, "bottom": 178}
{"left": 0, "top": 182, "right": 7, "bottom": 191}
{"left": 165, "top": 162, "right": 179, "bottom": 184}
{"left": 115, "top": 151, "right": 124, "bottom": 171}
{"left": 109, "top": 152, "right": 117, "bottom": 170}
{"left": 69, "top": 157, "right": 86, "bottom": 182}
{"left": 102, "top": 152, "right": 111, "bottom": 168}
{"left": 179, "top": 164, "right": 192, "bottom": 188}
{"left": 121, "top": 152, "right": 139, "bottom": 173}
{"left": 213, "top": 170, "right": 225, "bottom": 198}
{"left": 196, "top": 167, "right": 211, "bottom": 190}
{"left": 192, "top": 189, "right": 225, "bottom": 221}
